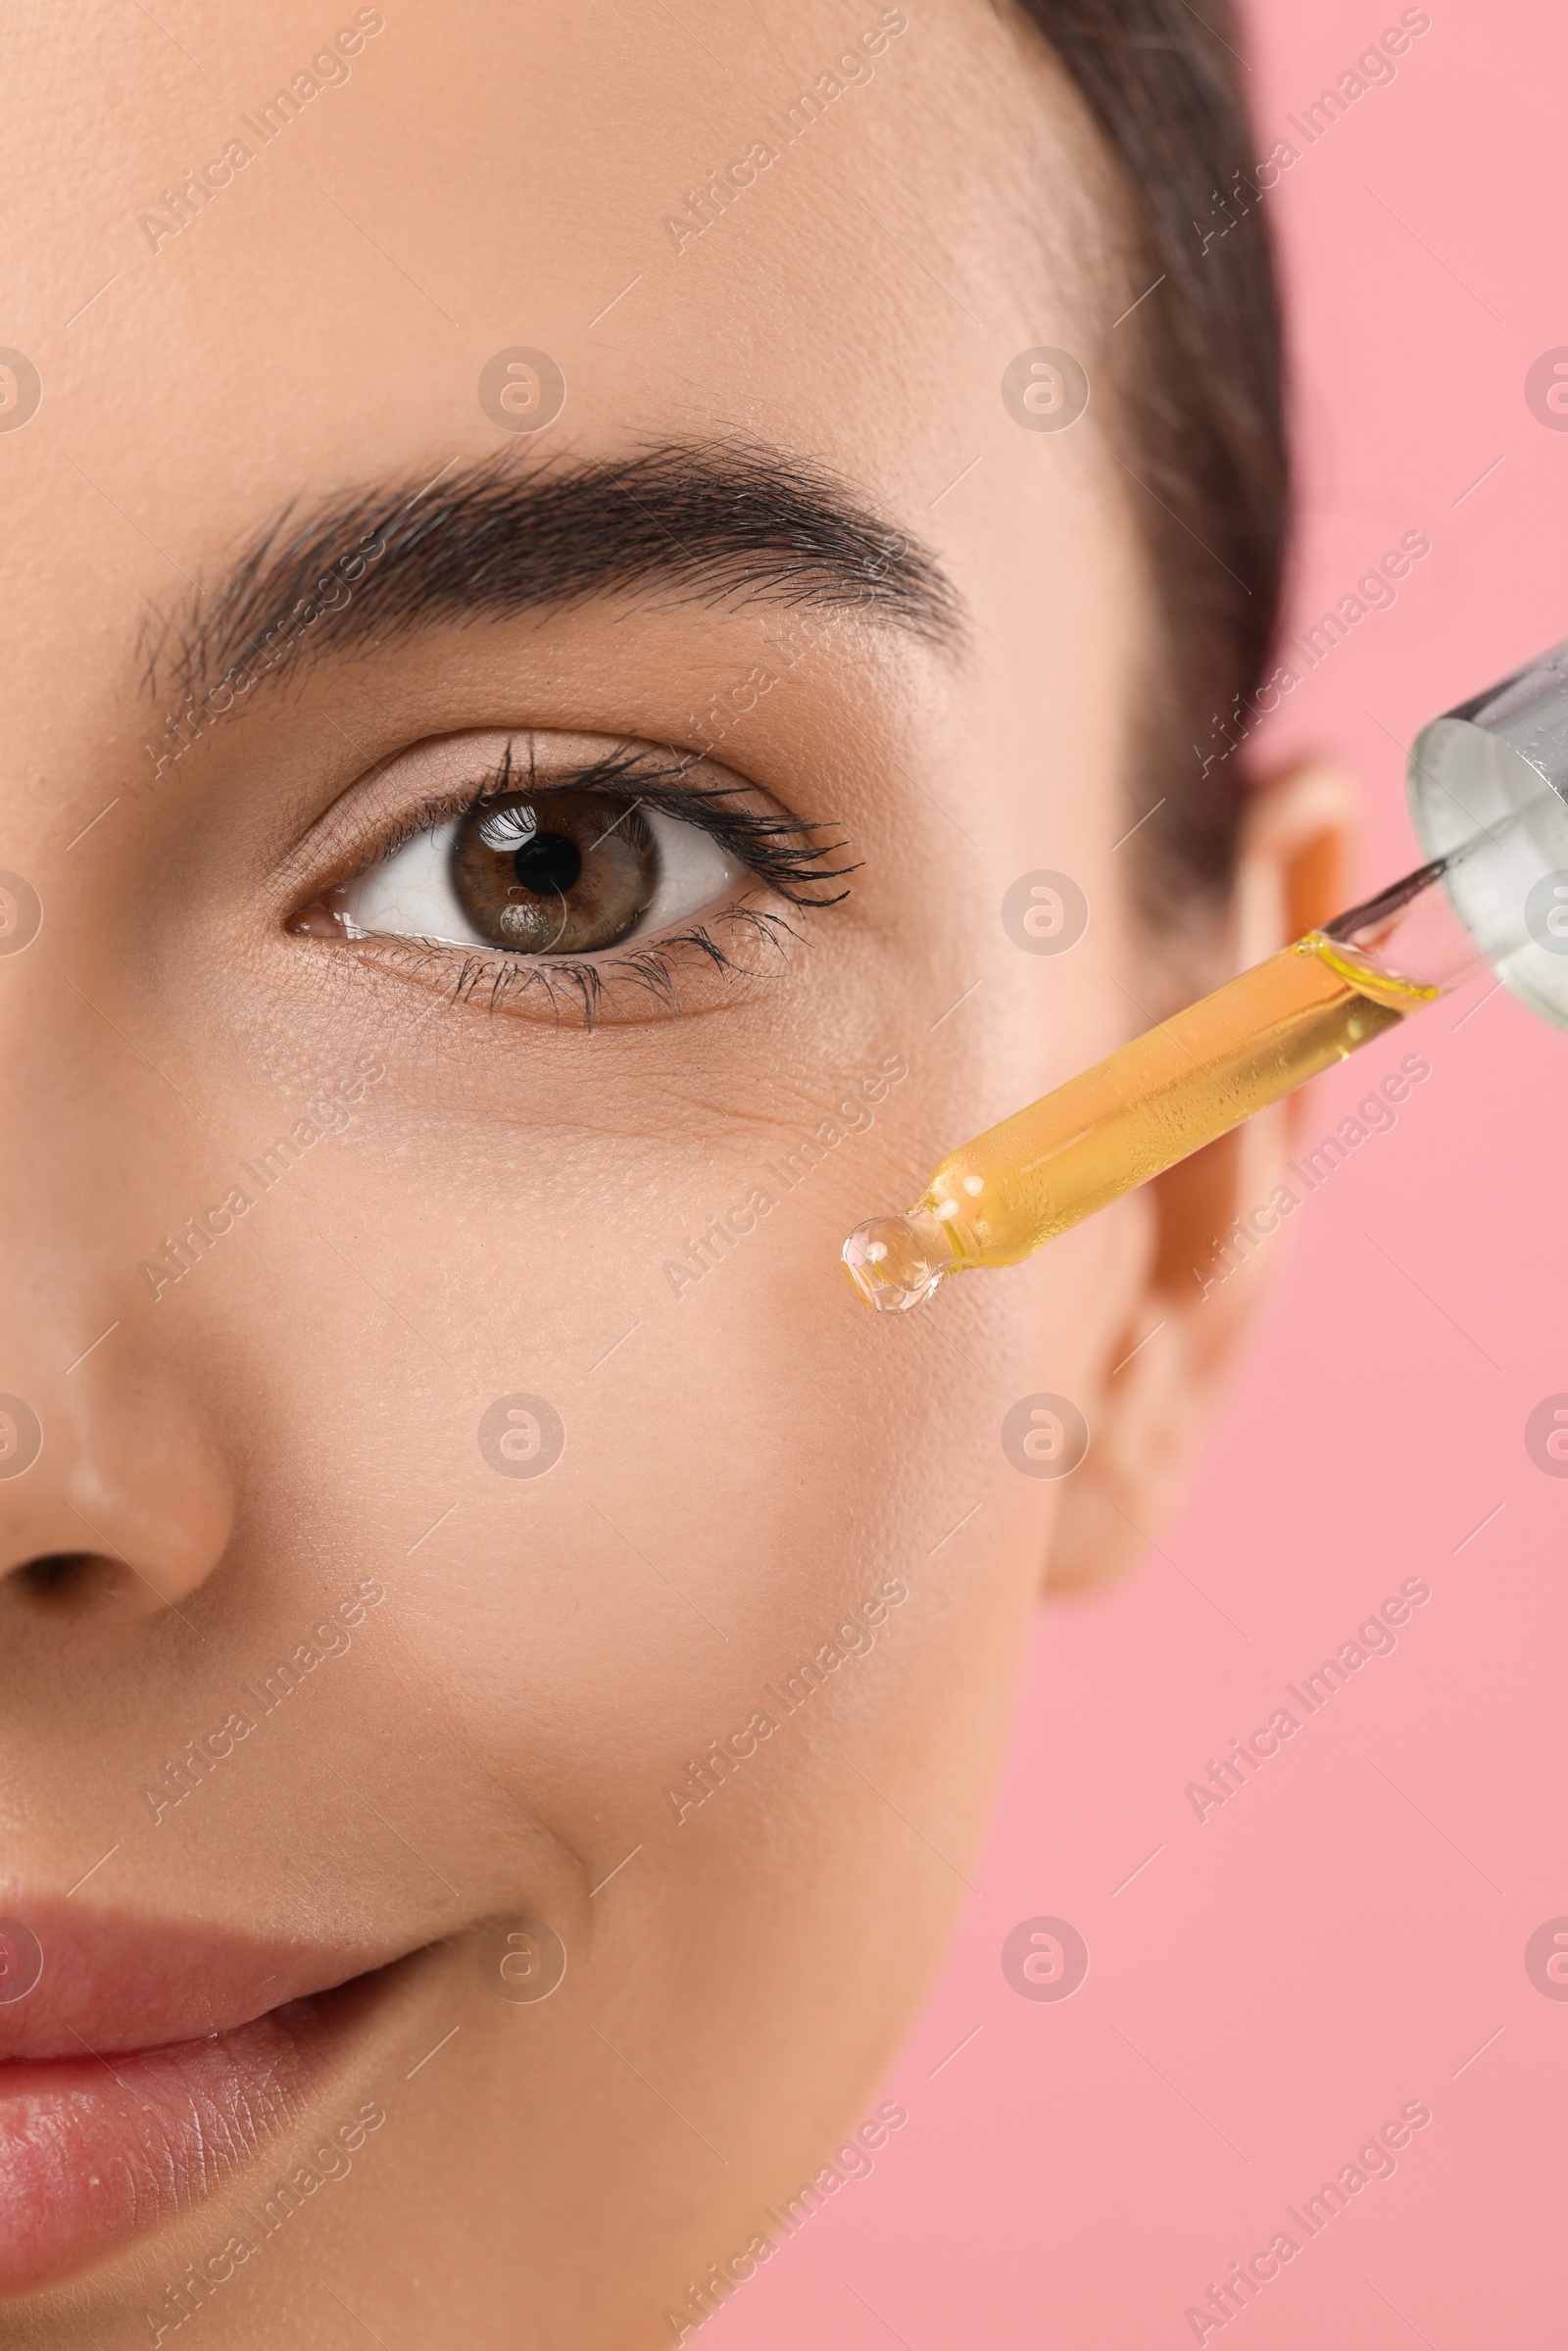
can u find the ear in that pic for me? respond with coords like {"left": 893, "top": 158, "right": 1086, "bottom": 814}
{"left": 1046, "top": 755, "right": 1360, "bottom": 1593}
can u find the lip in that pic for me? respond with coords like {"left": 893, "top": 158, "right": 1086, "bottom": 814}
{"left": 0, "top": 1906, "right": 419, "bottom": 2299}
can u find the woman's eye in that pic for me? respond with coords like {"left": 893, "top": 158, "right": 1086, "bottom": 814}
{"left": 309, "top": 786, "right": 747, "bottom": 959}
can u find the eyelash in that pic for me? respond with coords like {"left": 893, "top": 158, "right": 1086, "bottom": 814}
{"left": 329, "top": 740, "right": 858, "bottom": 1026}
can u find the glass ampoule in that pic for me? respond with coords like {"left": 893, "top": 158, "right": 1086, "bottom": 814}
{"left": 841, "top": 817, "right": 1532, "bottom": 1315}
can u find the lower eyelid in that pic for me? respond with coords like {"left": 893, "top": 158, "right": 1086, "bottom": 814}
{"left": 334, "top": 904, "right": 800, "bottom": 1031}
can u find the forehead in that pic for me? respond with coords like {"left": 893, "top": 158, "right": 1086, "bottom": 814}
{"left": 4, "top": 0, "right": 1137, "bottom": 755}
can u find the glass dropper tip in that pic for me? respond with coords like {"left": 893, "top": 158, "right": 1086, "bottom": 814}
{"left": 841, "top": 1208, "right": 959, "bottom": 1313}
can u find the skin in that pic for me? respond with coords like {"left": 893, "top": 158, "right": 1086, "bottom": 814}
{"left": 0, "top": 2, "right": 1353, "bottom": 2343}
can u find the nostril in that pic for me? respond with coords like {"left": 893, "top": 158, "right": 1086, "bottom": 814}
{"left": 8, "top": 1551, "right": 122, "bottom": 1608}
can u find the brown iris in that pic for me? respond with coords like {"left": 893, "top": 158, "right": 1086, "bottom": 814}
{"left": 450, "top": 789, "right": 660, "bottom": 955}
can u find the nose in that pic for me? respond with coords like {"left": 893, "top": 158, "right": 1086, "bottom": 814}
{"left": 0, "top": 1341, "right": 235, "bottom": 1617}
{"left": 0, "top": 967, "right": 236, "bottom": 1621}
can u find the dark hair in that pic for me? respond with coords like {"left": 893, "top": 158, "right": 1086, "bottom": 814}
{"left": 1011, "top": 0, "right": 1287, "bottom": 906}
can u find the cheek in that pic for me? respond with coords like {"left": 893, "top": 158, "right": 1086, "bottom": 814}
{"left": 235, "top": 1041, "right": 1110, "bottom": 1833}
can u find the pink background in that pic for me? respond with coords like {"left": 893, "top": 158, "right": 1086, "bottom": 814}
{"left": 713, "top": 2, "right": 1568, "bottom": 2344}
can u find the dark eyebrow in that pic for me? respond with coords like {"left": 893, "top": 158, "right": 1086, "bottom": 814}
{"left": 138, "top": 439, "right": 967, "bottom": 724}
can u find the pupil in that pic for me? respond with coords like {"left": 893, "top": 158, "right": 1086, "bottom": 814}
{"left": 511, "top": 831, "right": 581, "bottom": 897}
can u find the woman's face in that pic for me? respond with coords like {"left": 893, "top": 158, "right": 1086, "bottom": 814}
{"left": 0, "top": 2, "right": 1285, "bottom": 2340}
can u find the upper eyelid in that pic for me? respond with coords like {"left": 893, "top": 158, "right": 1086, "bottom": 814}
{"left": 307, "top": 749, "right": 670, "bottom": 891}
{"left": 327, "top": 742, "right": 858, "bottom": 908}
